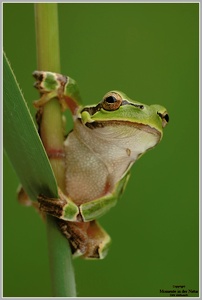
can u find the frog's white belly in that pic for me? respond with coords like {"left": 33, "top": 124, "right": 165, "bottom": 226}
{"left": 64, "top": 120, "right": 159, "bottom": 205}
{"left": 65, "top": 139, "right": 111, "bottom": 204}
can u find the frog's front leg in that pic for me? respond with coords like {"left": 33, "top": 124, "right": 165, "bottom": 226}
{"left": 80, "top": 173, "right": 130, "bottom": 221}
{"left": 38, "top": 173, "right": 130, "bottom": 222}
{"left": 38, "top": 188, "right": 81, "bottom": 222}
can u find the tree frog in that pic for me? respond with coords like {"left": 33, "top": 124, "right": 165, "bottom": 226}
{"left": 31, "top": 71, "right": 169, "bottom": 259}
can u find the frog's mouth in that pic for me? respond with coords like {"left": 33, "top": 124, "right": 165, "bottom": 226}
{"left": 84, "top": 120, "right": 161, "bottom": 139}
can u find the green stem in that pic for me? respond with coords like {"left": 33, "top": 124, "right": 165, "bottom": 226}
{"left": 34, "top": 3, "right": 76, "bottom": 297}
{"left": 35, "top": 3, "right": 60, "bottom": 72}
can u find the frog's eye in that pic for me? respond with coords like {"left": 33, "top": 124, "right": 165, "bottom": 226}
{"left": 102, "top": 93, "right": 122, "bottom": 111}
{"left": 157, "top": 111, "right": 169, "bottom": 128}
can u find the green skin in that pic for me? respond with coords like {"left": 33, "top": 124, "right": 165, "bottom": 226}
{"left": 32, "top": 71, "right": 169, "bottom": 259}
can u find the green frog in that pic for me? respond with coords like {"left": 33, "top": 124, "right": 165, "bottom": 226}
{"left": 31, "top": 71, "right": 169, "bottom": 259}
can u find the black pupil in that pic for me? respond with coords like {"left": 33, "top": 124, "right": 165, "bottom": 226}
{"left": 105, "top": 96, "right": 117, "bottom": 103}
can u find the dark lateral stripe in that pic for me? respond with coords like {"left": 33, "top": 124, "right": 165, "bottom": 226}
{"left": 81, "top": 103, "right": 102, "bottom": 115}
{"left": 85, "top": 120, "right": 161, "bottom": 137}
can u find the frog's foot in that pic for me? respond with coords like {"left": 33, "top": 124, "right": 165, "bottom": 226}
{"left": 32, "top": 70, "right": 81, "bottom": 114}
{"left": 37, "top": 188, "right": 81, "bottom": 222}
{"left": 33, "top": 71, "right": 61, "bottom": 108}
{"left": 57, "top": 219, "right": 111, "bottom": 259}
{"left": 33, "top": 91, "right": 58, "bottom": 108}
{"left": 17, "top": 185, "right": 46, "bottom": 220}
{"left": 84, "top": 220, "right": 111, "bottom": 259}
{"left": 33, "top": 70, "right": 70, "bottom": 111}
{"left": 17, "top": 185, "right": 33, "bottom": 206}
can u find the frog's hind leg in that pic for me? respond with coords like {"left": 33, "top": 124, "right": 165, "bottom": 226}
{"left": 17, "top": 185, "right": 46, "bottom": 220}
{"left": 57, "top": 220, "right": 88, "bottom": 257}
{"left": 57, "top": 219, "right": 111, "bottom": 259}
{"left": 84, "top": 220, "right": 111, "bottom": 259}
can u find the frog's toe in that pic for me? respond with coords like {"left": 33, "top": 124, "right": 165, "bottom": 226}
{"left": 84, "top": 220, "right": 111, "bottom": 259}
{"left": 37, "top": 189, "right": 80, "bottom": 222}
{"left": 57, "top": 219, "right": 111, "bottom": 259}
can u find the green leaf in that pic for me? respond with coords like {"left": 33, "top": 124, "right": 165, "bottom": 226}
{"left": 3, "top": 50, "right": 76, "bottom": 297}
{"left": 3, "top": 52, "right": 58, "bottom": 200}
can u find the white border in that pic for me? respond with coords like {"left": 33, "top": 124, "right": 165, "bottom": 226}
{"left": 1, "top": 1, "right": 201, "bottom": 299}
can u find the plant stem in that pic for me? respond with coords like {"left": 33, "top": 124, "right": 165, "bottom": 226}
{"left": 35, "top": 3, "right": 60, "bottom": 72}
{"left": 34, "top": 3, "right": 76, "bottom": 296}
{"left": 35, "top": 3, "right": 65, "bottom": 190}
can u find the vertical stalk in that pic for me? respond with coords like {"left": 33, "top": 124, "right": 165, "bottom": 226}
{"left": 34, "top": 3, "right": 76, "bottom": 296}
{"left": 35, "top": 3, "right": 65, "bottom": 189}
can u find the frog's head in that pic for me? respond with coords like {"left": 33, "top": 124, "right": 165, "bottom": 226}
{"left": 80, "top": 91, "right": 168, "bottom": 134}
{"left": 79, "top": 91, "right": 169, "bottom": 155}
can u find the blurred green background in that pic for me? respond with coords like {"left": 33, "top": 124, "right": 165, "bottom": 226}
{"left": 3, "top": 3, "right": 199, "bottom": 297}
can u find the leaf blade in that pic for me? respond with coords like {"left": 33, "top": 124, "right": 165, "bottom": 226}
{"left": 3, "top": 52, "right": 58, "bottom": 200}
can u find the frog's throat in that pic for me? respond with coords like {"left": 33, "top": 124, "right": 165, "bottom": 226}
{"left": 83, "top": 120, "right": 161, "bottom": 139}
